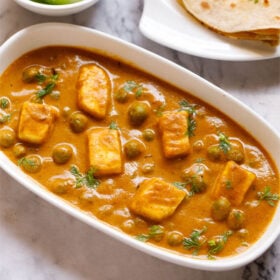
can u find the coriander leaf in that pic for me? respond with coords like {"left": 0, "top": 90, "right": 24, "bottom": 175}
{"left": 225, "top": 179, "right": 232, "bottom": 190}
{"left": 0, "top": 97, "right": 10, "bottom": 109}
{"left": 70, "top": 165, "right": 100, "bottom": 189}
{"left": 183, "top": 226, "right": 207, "bottom": 255}
{"left": 36, "top": 82, "right": 56, "bottom": 99}
{"left": 187, "top": 117, "right": 196, "bottom": 137}
{"left": 179, "top": 100, "right": 197, "bottom": 137}
{"left": 257, "top": 186, "right": 280, "bottom": 207}
{"left": 218, "top": 132, "right": 231, "bottom": 154}
{"left": 208, "top": 230, "right": 232, "bottom": 257}
{"left": 136, "top": 225, "right": 165, "bottom": 242}
{"left": 18, "top": 157, "right": 37, "bottom": 167}
{"left": 35, "top": 73, "right": 47, "bottom": 83}
{"left": 123, "top": 80, "right": 143, "bottom": 98}
{"left": 179, "top": 100, "right": 196, "bottom": 115}
{"left": 109, "top": 121, "right": 118, "bottom": 130}
{"left": 135, "top": 234, "right": 150, "bottom": 242}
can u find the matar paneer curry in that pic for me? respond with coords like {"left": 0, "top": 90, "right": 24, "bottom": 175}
{"left": 0, "top": 46, "right": 279, "bottom": 259}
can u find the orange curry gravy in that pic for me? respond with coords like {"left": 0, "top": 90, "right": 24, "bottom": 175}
{"left": 0, "top": 47, "right": 279, "bottom": 259}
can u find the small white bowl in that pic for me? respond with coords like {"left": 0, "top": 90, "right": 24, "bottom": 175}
{"left": 14, "top": 0, "right": 99, "bottom": 16}
{"left": 0, "top": 23, "right": 280, "bottom": 271}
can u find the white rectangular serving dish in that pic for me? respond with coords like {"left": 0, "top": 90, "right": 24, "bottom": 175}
{"left": 0, "top": 23, "right": 279, "bottom": 271}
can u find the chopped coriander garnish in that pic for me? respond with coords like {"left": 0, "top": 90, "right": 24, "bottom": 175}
{"left": 187, "top": 117, "right": 196, "bottom": 137}
{"left": 70, "top": 165, "right": 100, "bottom": 189}
{"left": 109, "top": 121, "right": 118, "bottom": 130}
{"left": 18, "top": 157, "right": 37, "bottom": 167}
{"left": 36, "top": 82, "right": 56, "bottom": 99}
{"left": 218, "top": 132, "right": 231, "bottom": 154}
{"left": 183, "top": 226, "right": 207, "bottom": 255}
{"left": 208, "top": 230, "right": 233, "bottom": 258}
{"left": 225, "top": 179, "right": 232, "bottom": 190}
{"left": 35, "top": 73, "right": 47, "bottom": 83}
{"left": 179, "top": 100, "right": 196, "bottom": 115}
{"left": 0, "top": 97, "right": 10, "bottom": 109}
{"left": 123, "top": 80, "right": 143, "bottom": 98}
{"left": 257, "top": 186, "right": 280, "bottom": 207}
{"left": 35, "top": 71, "right": 59, "bottom": 100}
{"left": 18, "top": 155, "right": 42, "bottom": 173}
{"left": 179, "top": 99, "right": 197, "bottom": 137}
{"left": 136, "top": 225, "right": 165, "bottom": 242}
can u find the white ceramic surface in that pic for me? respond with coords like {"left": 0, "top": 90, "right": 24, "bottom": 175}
{"left": 14, "top": 0, "right": 99, "bottom": 16}
{"left": 139, "top": 0, "right": 280, "bottom": 61}
{"left": 0, "top": 22, "right": 280, "bottom": 271}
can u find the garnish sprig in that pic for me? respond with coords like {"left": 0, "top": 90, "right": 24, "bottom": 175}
{"left": 179, "top": 99, "right": 197, "bottom": 137}
{"left": 136, "top": 225, "right": 165, "bottom": 242}
{"left": 183, "top": 226, "right": 207, "bottom": 255}
{"left": 257, "top": 186, "right": 280, "bottom": 207}
{"left": 70, "top": 165, "right": 100, "bottom": 189}
{"left": 218, "top": 132, "right": 231, "bottom": 154}
{"left": 123, "top": 80, "right": 143, "bottom": 98}
{"left": 208, "top": 230, "right": 233, "bottom": 258}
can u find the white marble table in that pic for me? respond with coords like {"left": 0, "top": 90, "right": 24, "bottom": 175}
{"left": 0, "top": 0, "right": 280, "bottom": 279}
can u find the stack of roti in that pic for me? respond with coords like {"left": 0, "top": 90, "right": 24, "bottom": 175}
{"left": 181, "top": 0, "right": 280, "bottom": 45}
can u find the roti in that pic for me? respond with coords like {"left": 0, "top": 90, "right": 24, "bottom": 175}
{"left": 181, "top": 0, "right": 280, "bottom": 45}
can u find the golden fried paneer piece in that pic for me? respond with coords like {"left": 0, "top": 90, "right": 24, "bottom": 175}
{"left": 18, "top": 101, "right": 58, "bottom": 145}
{"left": 88, "top": 127, "right": 122, "bottom": 176}
{"left": 130, "top": 177, "right": 186, "bottom": 222}
{"left": 158, "top": 110, "right": 190, "bottom": 159}
{"left": 77, "top": 64, "right": 110, "bottom": 119}
{"left": 211, "top": 160, "right": 256, "bottom": 205}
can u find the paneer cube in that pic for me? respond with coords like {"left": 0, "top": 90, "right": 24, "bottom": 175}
{"left": 88, "top": 128, "right": 122, "bottom": 176}
{"left": 211, "top": 160, "right": 256, "bottom": 205}
{"left": 77, "top": 64, "right": 110, "bottom": 119}
{"left": 158, "top": 110, "right": 190, "bottom": 158}
{"left": 130, "top": 177, "right": 186, "bottom": 222}
{"left": 18, "top": 101, "right": 58, "bottom": 145}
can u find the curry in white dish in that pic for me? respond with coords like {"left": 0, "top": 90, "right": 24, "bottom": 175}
{"left": 0, "top": 46, "right": 279, "bottom": 259}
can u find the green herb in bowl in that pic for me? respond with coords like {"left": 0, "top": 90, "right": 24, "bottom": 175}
{"left": 31, "top": 0, "right": 82, "bottom": 5}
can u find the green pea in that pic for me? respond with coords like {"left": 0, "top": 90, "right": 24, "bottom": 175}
{"left": 19, "top": 155, "right": 42, "bottom": 173}
{"left": 114, "top": 88, "right": 129, "bottom": 103}
{"left": 128, "top": 101, "right": 150, "bottom": 126}
{"left": 69, "top": 111, "right": 88, "bottom": 133}
{"left": 141, "top": 163, "right": 155, "bottom": 174}
{"left": 124, "top": 139, "right": 144, "bottom": 159}
{"left": 13, "top": 144, "right": 27, "bottom": 158}
{"left": 50, "top": 178, "right": 74, "bottom": 194}
{"left": 142, "top": 128, "right": 155, "bottom": 141}
{"left": 211, "top": 197, "right": 231, "bottom": 221}
{"left": 167, "top": 231, "right": 184, "bottom": 246}
{"left": 207, "top": 145, "right": 222, "bottom": 161}
{"left": 22, "top": 65, "right": 42, "bottom": 83}
{"left": 0, "top": 97, "right": 11, "bottom": 109}
{"left": 227, "top": 209, "right": 245, "bottom": 230}
{"left": 0, "top": 128, "right": 16, "bottom": 148}
{"left": 52, "top": 143, "right": 73, "bottom": 164}
{"left": 226, "top": 148, "right": 245, "bottom": 164}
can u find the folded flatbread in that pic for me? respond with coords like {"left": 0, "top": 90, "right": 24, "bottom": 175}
{"left": 181, "top": 0, "right": 280, "bottom": 45}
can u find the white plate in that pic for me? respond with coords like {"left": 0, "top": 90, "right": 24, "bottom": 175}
{"left": 139, "top": 0, "right": 280, "bottom": 61}
{"left": 0, "top": 23, "right": 280, "bottom": 271}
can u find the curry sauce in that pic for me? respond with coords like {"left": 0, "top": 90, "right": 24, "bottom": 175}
{"left": 0, "top": 46, "right": 279, "bottom": 259}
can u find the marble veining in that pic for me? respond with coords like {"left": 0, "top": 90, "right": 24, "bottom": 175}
{"left": 0, "top": 0, "right": 280, "bottom": 279}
